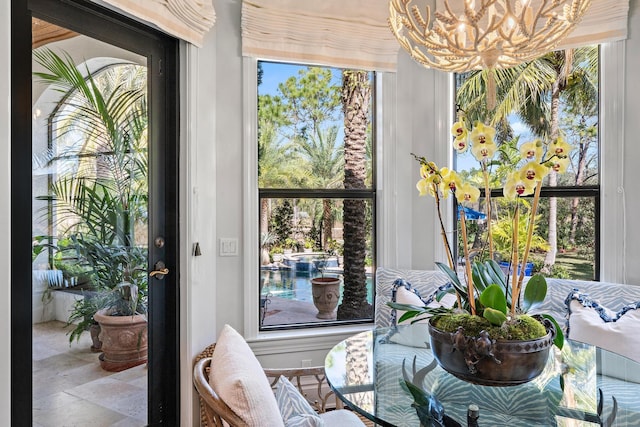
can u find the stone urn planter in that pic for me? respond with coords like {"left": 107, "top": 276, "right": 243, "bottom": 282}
{"left": 311, "top": 277, "right": 341, "bottom": 319}
{"left": 94, "top": 309, "right": 148, "bottom": 372}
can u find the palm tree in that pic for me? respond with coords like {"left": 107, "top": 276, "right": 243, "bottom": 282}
{"left": 294, "top": 126, "right": 344, "bottom": 247}
{"left": 262, "top": 67, "right": 343, "bottom": 247}
{"left": 258, "top": 93, "right": 297, "bottom": 235}
{"left": 457, "top": 46, "right": 598, "bottom": 271}
{"left": 337, "top": 70, "right": 372, "bottom": 320}
{"left": 258, "top": 119, "right": 291, "bottom": 234}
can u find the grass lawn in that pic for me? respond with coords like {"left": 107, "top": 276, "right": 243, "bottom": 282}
{"left": 554, "top": 251, "right": 595, "bottom": 281}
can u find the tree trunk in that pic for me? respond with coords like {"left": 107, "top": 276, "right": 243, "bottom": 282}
{"left": 322, "top": 199, "right": 333, "bottom": 249}
{"left": 337, "top": 70, "right": 372, "bottom": 320}
{"left": 543, "top": 65, "right": 564, "bottom": 272}
{"left": 260, "top": 198, "right": 270, "bottom": 236}
{"left": 543, "top": 173, "right": 558, "bottom": 272}
{"left": 344, "top": 332, "right": 373, "bottom": 410}
{"left": 569, "top": 131, "right": 589, "bottom": 246}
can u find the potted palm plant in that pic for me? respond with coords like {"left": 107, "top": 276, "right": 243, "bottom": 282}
{"left": 32, "top": 48, "right": 148, "bottom": 354}
{"left": 67, "top": 293, "right": 103, "bottom": 352}
{"left": 93, "top": 264, "right": 148, "bottom": 372}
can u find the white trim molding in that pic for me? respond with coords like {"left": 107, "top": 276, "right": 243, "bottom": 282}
{"left": 599, "top": 40, "right": 626, "bottom": 283}
{"left": 242, "top": 56, "right": 260, "bottom": 340}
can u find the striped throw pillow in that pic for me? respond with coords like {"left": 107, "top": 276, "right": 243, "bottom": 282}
{"left": 274, "top": 376, "right": 324, "bottom": 427}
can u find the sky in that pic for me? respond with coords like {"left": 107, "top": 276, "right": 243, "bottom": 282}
{"left": 258, "top": 60, "right": 347, "bottom": 148}
{"left": 259, "top": 61, "right": 542, "bottom": 175}
{"left": 259, "top": 61, "right": 343, "bottom": 97}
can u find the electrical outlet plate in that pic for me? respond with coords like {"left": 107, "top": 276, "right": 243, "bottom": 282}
{"left": 219, "top": 238, "right": 239, "bottom": 256}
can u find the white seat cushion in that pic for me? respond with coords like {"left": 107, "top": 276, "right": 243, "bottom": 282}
{"left": 209, "top": 324, "right": 284, "bottom": 427}
{"left": 319, "top": 409, "right": 366, "bottom": 426}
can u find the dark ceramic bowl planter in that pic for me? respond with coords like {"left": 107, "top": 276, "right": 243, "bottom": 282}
{"left": 428, "top": 317, "right": 555, "bottom": 386}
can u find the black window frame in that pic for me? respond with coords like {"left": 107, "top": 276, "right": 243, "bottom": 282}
{"left": 256, "top": 62, "right": 378, "bottom": 331}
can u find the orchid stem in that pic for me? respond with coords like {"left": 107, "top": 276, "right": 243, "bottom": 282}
{"left": 459, "top": 206, "right": 476, "bottom": 315}
{"left": 516, "top": 181, "right": 543, "bottom": 292}
{"left": 436, "top": 188, "right": 463, "bottom": 309}
{"left": 434, "top": 187, "right": 455, "bottom": 270}
{"left": 510, "top": 202, "right": 520, "bottom": 317}
{"left": 482, "top": 165, "right": 494, "bottom": 261}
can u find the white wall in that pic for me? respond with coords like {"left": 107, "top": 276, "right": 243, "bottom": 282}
{"left": 212, "top": 0, "right": 245, "bottom": 333}
{"left": 2, "top": 0, "right": 640, "bottom": 426}
{"left": 623, "top": 0, "right": 640, "bottom": 283}
{"left": 180, "top": 26, "right": 219, "bottom": 427}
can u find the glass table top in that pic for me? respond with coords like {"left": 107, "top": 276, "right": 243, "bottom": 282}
{"left": 324, "top": 325, "right": 640, "bottom": 427}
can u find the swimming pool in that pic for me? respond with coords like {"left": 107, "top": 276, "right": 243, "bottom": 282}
{"left": 260, "top": 268, "right": 373, "bottom": 304}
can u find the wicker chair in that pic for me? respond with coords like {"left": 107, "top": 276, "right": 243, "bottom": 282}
{"left": 193, "top": 343, "right": 373, "bottom": 427}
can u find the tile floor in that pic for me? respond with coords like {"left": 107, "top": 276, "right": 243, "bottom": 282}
{"left": 32, "top": 321, "right": 148, "bottom": 427}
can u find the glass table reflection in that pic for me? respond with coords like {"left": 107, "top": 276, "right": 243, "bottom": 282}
{"left": 324, "top": 325, "right": 640, "bottom": 427}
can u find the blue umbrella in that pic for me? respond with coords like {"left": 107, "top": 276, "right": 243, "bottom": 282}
{"left": 457, "top": 206, "right": 487, "bottom": 220}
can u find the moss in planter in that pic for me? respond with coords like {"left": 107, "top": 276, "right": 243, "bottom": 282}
{"left": 432, "top": 313, "right": 547, "bottom": 341}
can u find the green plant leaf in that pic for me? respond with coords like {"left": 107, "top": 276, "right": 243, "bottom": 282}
{"left": 400, "top": 379, "right": 430, "bottom": 406}
{"left": 522, "top": 274, "right": 548, "bottom": 312}
{"left": 435, "top": 262, "right": 461, "bottom": 287}
{"left": 435, "top": 288, "right": 453, "bottom": 302}
{"left": 435, "top": 262, "right": 468, "bottom": 301}
{"left": 479, "top": 284, "right": 508, "bottom": 314}
{"left": 471, "top": 262, "right": 488, "bottom": 293}
{"left": 484, "top": 260, "right": 512, "bottom": 308}
{"left": 542, "top": 314, "right": 564, "bottom": 349}
{"left": 477, "top": 262, "right": 493, "bottom": 286}
{"left": 483, "top": 307, "right": 508, "bottom": 326}
{"left": 387, "top": 302, "right": 451, "bottom": 324}
{"left": 387, "top": 302, "right": 428, "bottom": 312}
{"left": 397, "top": 311, "right": 423, "bottom": 324}
{"left": 485, "top": 259, "right": 507, "bottom": 289}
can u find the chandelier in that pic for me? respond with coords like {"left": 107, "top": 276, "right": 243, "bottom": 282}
{"left": 388, "top": 0, "right": 592, "bottom": 73}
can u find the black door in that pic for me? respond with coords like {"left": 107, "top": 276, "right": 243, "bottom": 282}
{"left": 11, "top": 0, "right": 179, "bottom": 425}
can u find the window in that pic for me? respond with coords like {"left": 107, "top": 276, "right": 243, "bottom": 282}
{"left": 453, "top": 46, "right": 600, "bottom": 281}
{"left": 256, "top": 61, "right": 376, "bottom": 330}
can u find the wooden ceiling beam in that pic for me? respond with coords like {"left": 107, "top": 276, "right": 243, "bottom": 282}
{"left": 32, "top": 18, "right": 78, "bottom": 49}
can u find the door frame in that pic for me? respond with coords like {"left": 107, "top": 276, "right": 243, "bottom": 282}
{"left": 11, "top": 0, "right": 180, "bottom": 425}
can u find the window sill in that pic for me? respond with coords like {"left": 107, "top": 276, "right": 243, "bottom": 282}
{"left": 246, "top": 323, "right": 372, "bottom": 356}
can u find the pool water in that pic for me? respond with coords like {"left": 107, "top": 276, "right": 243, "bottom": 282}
{"left": 260, "top": 269, "right": 373, "bottom": 305}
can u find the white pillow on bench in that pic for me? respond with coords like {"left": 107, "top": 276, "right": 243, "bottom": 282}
{"left": 566, "top": 290, "right": 640, "bottom": 363}
{"left": 386, "top": 279, "right": 456, "bottom": 347}
{"left": 391, "top": 279, "right": 456, "bottom": 325}
{"left": 209, "top": 324, "right": 285, "bottom": 427}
